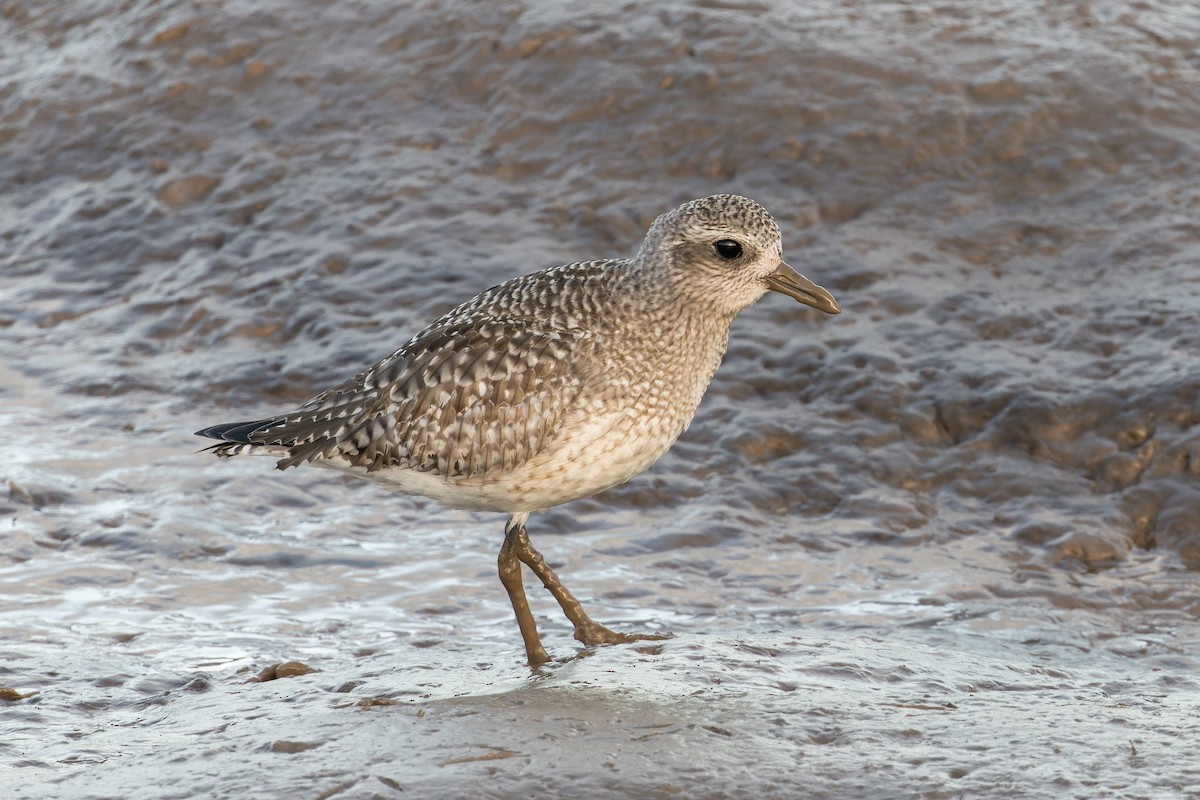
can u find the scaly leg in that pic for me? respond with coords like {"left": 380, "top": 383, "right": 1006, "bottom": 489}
{"left": 507, "top": 517, "right": 668, "bottom": 648}
{"left": 498, "top": 513, "right": 551, "bottom": 666}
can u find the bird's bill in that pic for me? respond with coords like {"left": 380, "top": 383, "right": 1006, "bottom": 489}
{"left": 764, "top": 262, "right": 840, "bottom": 314}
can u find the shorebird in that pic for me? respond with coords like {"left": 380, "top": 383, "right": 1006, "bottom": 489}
{"left": 196, "top": 194, "right": 839, "bottom": 665}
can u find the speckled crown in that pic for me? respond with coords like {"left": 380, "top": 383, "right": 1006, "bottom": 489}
{"left": 639, "top": 194, "right": 782, "bottom": 257}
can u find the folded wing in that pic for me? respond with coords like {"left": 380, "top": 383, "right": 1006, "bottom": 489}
{"left": 197, "top": 320, "right": 592, "bottom": 479}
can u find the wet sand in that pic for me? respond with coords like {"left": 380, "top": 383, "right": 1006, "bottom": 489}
{"left": 2, "top": 1, "right": 1199, "bottom": 798}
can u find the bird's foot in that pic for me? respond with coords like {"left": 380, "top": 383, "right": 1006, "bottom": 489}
{"left": 573, "top": 620, "right": 671, "bottom": 647}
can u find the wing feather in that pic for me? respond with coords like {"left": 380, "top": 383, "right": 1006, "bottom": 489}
{"left": 198, "top": 259, "right": 618, "bottom": 478}
{"left": 205, "top": 321, "right": 592, "bottom": 479}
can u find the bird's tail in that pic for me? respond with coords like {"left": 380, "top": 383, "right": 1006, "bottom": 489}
{"left": 194, "top": 418, "right": 288, "bottom": 459}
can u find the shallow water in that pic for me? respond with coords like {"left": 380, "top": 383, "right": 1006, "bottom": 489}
{"left": 2, "top": 1, "right": 1200, "bottom": 798}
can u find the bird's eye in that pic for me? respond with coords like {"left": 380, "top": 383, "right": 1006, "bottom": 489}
{"left": 713, "top": 239, "right": 743, "bottom": 260}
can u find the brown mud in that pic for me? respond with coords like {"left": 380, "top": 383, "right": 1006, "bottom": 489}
{"left": 2, "top": 1, "right": 1199, "bottom": 798}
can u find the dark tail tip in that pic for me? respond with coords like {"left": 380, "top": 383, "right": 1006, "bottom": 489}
{"left": 195, "top": 419, "right": 274, "bottom": 443}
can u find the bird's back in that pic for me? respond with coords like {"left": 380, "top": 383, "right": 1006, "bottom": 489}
{"left": 199, "top": 259, "right": 619, "bottom": 471}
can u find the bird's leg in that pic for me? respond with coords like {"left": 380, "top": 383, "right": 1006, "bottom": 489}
{"left": 508, "top": 519, "right": 667, "bottom": 648}
{"left": 498, "top": 514, "right": 551, "bottom": 666}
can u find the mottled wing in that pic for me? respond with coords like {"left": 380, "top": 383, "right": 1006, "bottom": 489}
{"left": 206, "top": 320, "right": 591, "bottom": 478}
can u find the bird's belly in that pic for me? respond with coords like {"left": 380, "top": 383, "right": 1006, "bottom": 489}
{"left": 350, "top": 408, "right": 682, "bottom": 514}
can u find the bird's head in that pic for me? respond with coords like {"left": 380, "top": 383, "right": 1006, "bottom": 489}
{"left": 636, "top": 194, "right": 840, "bottom": 318}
